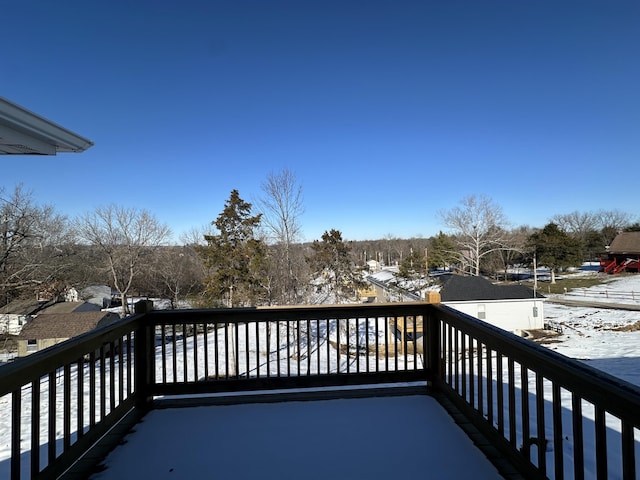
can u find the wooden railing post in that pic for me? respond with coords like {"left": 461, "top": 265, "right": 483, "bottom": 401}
{"left": 134, "top": 301, "right": 155, "bottom": 409}
{"left": 426, "top": 306, "right": 441, "bottom": 383}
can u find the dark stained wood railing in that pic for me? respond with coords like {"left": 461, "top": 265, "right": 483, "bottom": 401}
{"left": 1, "top": 301, "right": 640, "bottom": 479}
{"left": 430, "top": 304, "right": 640, "bottom": 480}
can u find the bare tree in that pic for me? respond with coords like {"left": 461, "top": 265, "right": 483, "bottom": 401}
{"left": 257, "top": 168, "right": 305, "bottom": 304}
{"left": 551, "top": 211, "right": 599, "bottom": 244}
{"left": 152, "top": 245, "right": 204, "bottom": 308}
{"left": 0, "top": 185, "right": 72, "bottom": 304}
{"left": 438, "top": 194, "right": 512, "bottom": 276}
{"left": 75, "top": 205, "right": 171, "bottom": 314}
{"left": 595, "top": 209, "right": 634, "bottom": 245}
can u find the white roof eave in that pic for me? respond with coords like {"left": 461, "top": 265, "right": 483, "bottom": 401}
{"left": 0, "top": 97, "right": 93, "bottom": 155}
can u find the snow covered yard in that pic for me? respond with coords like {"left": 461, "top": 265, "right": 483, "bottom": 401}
{"left": 544, "top": 274, "right": 640, "bottom": 386}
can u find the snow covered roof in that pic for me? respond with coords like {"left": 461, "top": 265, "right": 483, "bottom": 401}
{"left": 438, "top": 274, "right": 543, "bottom": 302}
{"left": 0, "top": 97, "right": 93, "bottom": 155}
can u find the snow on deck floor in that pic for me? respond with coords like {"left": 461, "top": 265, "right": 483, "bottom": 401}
{"left": 91, "top": 394, "right": 502, "bottom": 480}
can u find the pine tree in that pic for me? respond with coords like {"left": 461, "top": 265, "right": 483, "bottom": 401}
{"left": 527, "top": 223, "right": 582, "bottom": 283}
{"left": 428, "top": 231, "right": 458, "bottom": 270}
{"left": 197, "top": 190, "right": 267, "bottom": 307}
{"left": 306, "top": 229, "right": 364, "bottom": 303}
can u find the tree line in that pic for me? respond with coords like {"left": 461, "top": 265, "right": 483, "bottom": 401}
{"left": 2, "top": 178, "right": 636, "bottom": 311}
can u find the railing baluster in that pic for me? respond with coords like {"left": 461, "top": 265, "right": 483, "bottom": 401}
{"left": 109, "top": 341, "right": 116, "bottom": 412}
{"left": 286, "top": 320, "right": 291, "bottom": 377}
{"left": 214, "top": 323, "right": 219, "bottom": 379}
{"left": 535, "top": 374, "right": 546, "bottom": 475}
{"left": 256, "top": 320, "right": 261, "bottom": 378}
{"left": 161, "top": 323, "right": 167, "bottom": 384}
{"left": 571, "top": 395, "right": 585, "bottom": 480}
{"left": 48, "top": 370, "right": 56, "bottom": 465}
{"left": 521, "top": 366, "right": 530, "bottom": 460}
{"left": 245, "top": 322, "right": 250, "bottom": 378}
{"left": 316, "top": 318, "right": 321, "bottom": 375}
{"left": 552, "top": 383, "right": 563, "bottom": 480}
{"left": 89, "top": 351, "right": 96, "bottom": 427}
{"left": 182, "top": 323, "right": 188, "bottom": 383}
{"left": 507, "top": 359, "right": 516, "bottom": 447}
{"left": 171, "top": 324, "right": 177, "bottom": 383}
{"left": 203, "top": 323, "right": 209, "bottom": 380}
{"left": 486, "top": 347, "right": 493, "bottom": 428}
{"left": 64, "top": 363, "right": 71, "bottom": 451}
{"left": 594, "top": 406, "right": 607, "bottom": 479}
{"left": 496, "top": 353, "right": 504, "bottom": 437}
{"left": 469, "top": 337, "right": 475, "bottom": 409}
{"left": 77, "top": 359, "right": 84, "bottom": 438}
{"left": 100, "top": 346, "right": 106, "bottom": 421}
{"left": 11, "top": 388, "right": 21, "bottom": 480}
{"left": 31, "top": 378, "right": 40, "bottom": 477}
{"left": 461, "top": 333, "right": 467, "bottom": 400}
{"left": 193, "top": 321, "right": 199, "bottom": 382}
{"left": 118, "top": 337, "right": 124, "bottom": 404}
{"left": 621, "top": 422, "right": 635, "bottom": 480}
{"left": 477, "top": 341, "right": 483, "bottom": 417}
{"left": 224, "top": 322, "right": 230, "bottom": 379}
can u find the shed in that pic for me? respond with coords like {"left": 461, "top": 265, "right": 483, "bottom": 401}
{"left": 17, "top": 311, "right": 121, "bottom": 356}
{"left": 437, "top": 274, "right": 544, "bottom": 332}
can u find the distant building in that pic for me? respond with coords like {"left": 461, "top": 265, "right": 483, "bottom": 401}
{"left": 601, "top": 232, "right": 640, "bottom": 274}
{"left": 0, "top": 299, "right": 49, "bottom": 335}
{"left": 17, "top": 311, "right": 121, "bottom": 356}
{"left": 437, "top": 274, "right": 545, "bottom": 333}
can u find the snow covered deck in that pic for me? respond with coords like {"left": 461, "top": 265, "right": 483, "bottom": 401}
{"left": 90, "top": 391, "right": 504, "bottom": 480}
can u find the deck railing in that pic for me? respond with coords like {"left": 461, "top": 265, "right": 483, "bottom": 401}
{"left": 1, "top": 301, "right": 640, "bottom": 479}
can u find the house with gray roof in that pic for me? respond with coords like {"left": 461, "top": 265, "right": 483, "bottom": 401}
{"left": 437, "top": 274, "right": 545, "bottom": 333}
{"left": 17, "top": 311, "right": 121, "bottom": 356}
{"left": 0, "top": 299, "right": 50, "bottom": 335}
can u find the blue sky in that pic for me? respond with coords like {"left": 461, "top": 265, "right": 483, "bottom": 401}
{"left": 2, "top": 1, "right": 639, "bottom": 242}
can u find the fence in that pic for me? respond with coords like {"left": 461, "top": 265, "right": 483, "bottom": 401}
{"left": 1, "top": 302, "right": 640, "bottom": 479}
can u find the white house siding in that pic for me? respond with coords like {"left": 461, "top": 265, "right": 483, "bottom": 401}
{"left": 443, "top": 299, "right": 544, "bottom": 333}
{"left": 0, "top": 314, "right": 27, "bottom": 335}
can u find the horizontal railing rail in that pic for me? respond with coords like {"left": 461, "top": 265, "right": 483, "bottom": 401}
{"left": 2, "top": 301, "right": 640, "bottom": 479}
{"left": 147, "top": 303, "right": 431, "bottom": 397}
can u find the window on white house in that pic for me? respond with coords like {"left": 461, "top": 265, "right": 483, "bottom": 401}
{"left": 27, "top": 339, "right": 37, "bottom": 352}
{"left": 477, "top": 304, "right": 486, "bottom": 320}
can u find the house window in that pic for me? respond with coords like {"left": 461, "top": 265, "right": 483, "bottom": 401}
{"left": 533, "top": 306, "right": 539, "bottom": 318}
{"left": 27, "top": 339, "right": 37, "bottom": 352}
{"left": 477, "top": 304, "right": 486, "bottom": 320}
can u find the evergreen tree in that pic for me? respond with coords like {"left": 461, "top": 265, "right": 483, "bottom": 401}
{"left": 306, "top": 229, "right": 364, "bottom": 303}
{"left": 527, "top": 223, "right": 582, "bottom": 283}
{"left": 197, "top": 190, "right": 267, "bottom": 307}
{"left": 428, "top": 231, "right": 458, "bottom": 270}
{"left": 398, "top": 247, "right": 427, "bottom": 278}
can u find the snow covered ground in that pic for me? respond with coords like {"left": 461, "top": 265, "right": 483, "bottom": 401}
{"left": 543, "top": 274, "right": 640, "bottom": 386}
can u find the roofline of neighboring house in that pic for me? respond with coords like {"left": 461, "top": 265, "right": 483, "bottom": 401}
{"left": 443, "top": 297, "right": 545, "bottom": 305}
{"left": 0, "top": 96, "right": 94, "bottom": 155}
